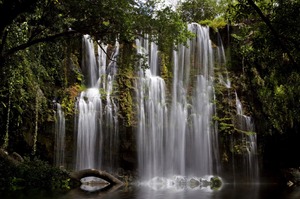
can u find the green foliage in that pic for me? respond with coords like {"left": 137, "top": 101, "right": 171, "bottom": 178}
{"left": 0, "top": 0, "right": 86, "bottom": 150}
{"left": 179, "top": 0, "right": 231, "bottom": 22}
{"left": 179, "top": 0, "right": 218, "bottom": 22}
{"left": 160, "top": 53, "right": 172, "bottom": 92}
{"left": 199, "top": 17, "right": 227, "bottom": 31}
{"left": 60, "top": 84, "right": 83, "bottom": 117}
{"left": 116, "top": 66, "right": 135, "bottom": 127}
{"left": 229, "top": 0, "right": 300, "bottom": 134}
{"left": 0, "top": 155, "right": 18, "bottom": 189}
{"left": 0, "top": 33, "right": 74, "bottom": 151}
{"left": 213, "top": 116, "right": 234, "bottom": 135}
{"left": 152, "top": 6, "right": 194, "bottom": 52}
{"left": 16, "top": 157, "right": 70, "bottom": 189}
{"left": 0, "top": 156, "right": 71, "bottom": 190}
{"left": 213, "top": 78, "right": 257, "bottom": 162}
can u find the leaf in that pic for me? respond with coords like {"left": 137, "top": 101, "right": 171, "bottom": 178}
{"left": 14, "top": 104, "right": 24, "bottom": 114}
{"left": 103, "top": 21, "right": 110, "bottom": 26}
{"left": 231, "top": 33, "right": 243, "bottom": 41}
{"left": 1, "top": 102, "right": 7, "bottom": 108}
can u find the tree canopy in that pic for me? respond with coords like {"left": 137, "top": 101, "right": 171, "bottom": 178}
{"left": 0, "top": 0, "right": 193, "bottom": 62}
{"left": 228, "top": 0, "right": 300, "bottom": 134}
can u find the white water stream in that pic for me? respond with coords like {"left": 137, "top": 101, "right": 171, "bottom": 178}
{"left": 235, "top": 92, "right": 259, "bottom": 182}
{"left": 137, "top": 24, "right": 220, "bottom": 181}
{"left": 75, "top": 35, "right": 119, "bottom": 171}
{"left": 54, "top": 103, "right": 65, "bottom": 168}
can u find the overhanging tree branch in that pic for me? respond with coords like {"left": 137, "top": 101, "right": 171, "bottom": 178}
{"left": 95, "top": 40, "right": 116, "bottom": 63}
{"left": 1, "top": 30, "right": 79, "bottom": 59}
{"left": 246, "top": 0, "right": 297, "bottom": 67}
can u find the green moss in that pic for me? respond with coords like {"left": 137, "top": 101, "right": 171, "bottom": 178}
{"left": 160, "top": 54, "right": 172, "bottom": 83}
{"left": 199, "top": 17, "right": 227, "bottom": 31}
{"left": 116, "top": 66, "right": 136, "bottom": 127}
{"left": 60, "top": 84, "right": 78, "bottom": 116}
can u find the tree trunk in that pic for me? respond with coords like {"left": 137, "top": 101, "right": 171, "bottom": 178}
{"left": 69, "top": 169, "right": 123, "bottom": 186}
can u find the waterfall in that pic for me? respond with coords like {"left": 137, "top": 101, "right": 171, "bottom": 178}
{"left": 75, "top": 35, "right": 119, "bottom": 171}
{"left": 169, "top": 23, "right": 218, "bottom": 177}
{"left": 81, "top": 35, "right": 98, "bottom": 87}
{"left": 33, "top": 88, "right": 43, "bottom": 155}
{"left": 136, "top": 37, "right": 168, "bottom": 180}
{"left": 54, "top": 103, "right": 66, "bottom": 168}
{"left": 216, "top": 32, "right": 231, "bottom": 88}
{"left": 235, "top": 92, "right": 259, "bottom": 182}
{"left": 137, "top": 24, "right": 219, "bottom": 181}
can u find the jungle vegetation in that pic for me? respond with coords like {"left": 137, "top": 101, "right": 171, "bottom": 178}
{"left": 0, "top": 0, "right": 299, "bottom": 179}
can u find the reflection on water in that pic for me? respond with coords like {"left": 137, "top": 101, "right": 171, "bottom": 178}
{"left": 135, "top": 175, "right": 223, "bottom": 192}
{"left": 1, "top": 183, "right": 300, "bottom": 199}
{"left": 80, "top": 177, "right": 110, "bottom": 192}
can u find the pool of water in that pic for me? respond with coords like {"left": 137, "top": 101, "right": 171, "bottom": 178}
{"left": 1, "top": 183, "right": 300, "bottom": 199}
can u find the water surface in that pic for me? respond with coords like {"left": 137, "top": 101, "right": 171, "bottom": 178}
{"left": 1, "top": 183, "right": 299, "bottom": 199}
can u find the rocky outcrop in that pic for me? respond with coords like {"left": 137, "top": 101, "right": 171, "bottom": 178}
{"left": 0, "top": 149, "right": 24, "bottom": 166}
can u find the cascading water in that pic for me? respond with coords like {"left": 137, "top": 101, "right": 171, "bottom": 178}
{"left": 216, "top": 32, "right": 231, "bottom": 89}
{"left": 136, "top": 36, "right": 168, "bottom": 180}
{"left": 54, "top": 103, "right": 66, "bottom": 168}
{"left": 75, "top": 35, "right": 119, "bottom": 171}
{"left": 72, "top": 22, "right": 258, "bottom": 187}
{"left": 170, "top": 23, "right": 218, "bottom": 177}
{"left": 137, "top": 24, "right": 220, "bottom": 182}
{"left": 234, "top": 92, "right": 259, "bottom": 182}
{"left": 75, "top": 87, "right": 101, "bottom": 170}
